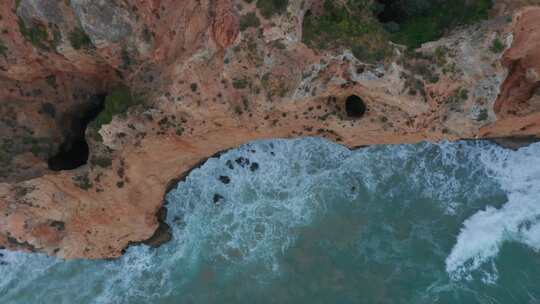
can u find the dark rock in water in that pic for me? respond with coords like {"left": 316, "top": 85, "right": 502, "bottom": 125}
{"left": 139, "top": 207, "right": 172, "bottom": 248}
{"left": 250, "top": 162, "right": 259, "bottom": 172}
{"left": 490, "top": 136, "right": 540, "bottom": 151}
{"left": 225, "top": 160, "right": 234, "bottom": 170}
{"left": 218, "top": 175, "right": 231, "bottom": 184}
{"left": 235, "top": 157, "right": 250, "bottom": 168}
{"left": 143, "top": 223, "right": 172, "bottom": 247}
{"left": 0, "top": 261, "right": 6, "bottom": 266}
{"left": 213, "top": 194, "right": 225, "bottom": 205}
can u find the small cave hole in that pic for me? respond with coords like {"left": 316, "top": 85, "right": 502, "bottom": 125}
{"left": 345, "top": 95, "right": 367, "bottom": 119}
{"left": 47, "top": 94, "right": 106, "bottom": 171}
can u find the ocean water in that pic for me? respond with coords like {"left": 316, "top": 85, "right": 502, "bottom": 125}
{"left": 1, "top": 137, "right": 540, "bottom": 303}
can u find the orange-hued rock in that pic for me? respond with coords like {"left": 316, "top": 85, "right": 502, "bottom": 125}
{"left": 1, "top": 0, "right": 540, "bottom": 259}
{"left": 494, "top": 7, "right": 540, "bottom": 118}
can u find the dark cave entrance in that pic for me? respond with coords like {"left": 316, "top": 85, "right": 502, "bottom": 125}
{"left": 345, "top": 95, "right": 367, "bottom": 118}
{"left": 375, "top": 0, "right": 407, "bottom": 24}
{"left": 47, "top": 94, "right": 106, "bottom": 171}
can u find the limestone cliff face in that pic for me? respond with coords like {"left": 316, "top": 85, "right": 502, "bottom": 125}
{"left": 0, "top": 0, "right": 539, "bottom": 259}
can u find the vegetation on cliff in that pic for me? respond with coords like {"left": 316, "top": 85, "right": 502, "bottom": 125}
{"left": 69, "top": 27, "right": 93, "bottom": 50}
{"left": 302, "top": 0, "right": 492, "bottom": 62}
{"left": 302, "top": 0, "right": 391, "bottom": 63}
{"left": 18, "top": 18, "right": 50, "bottom": 50}
{"left": 239, "top": 12, "right": 261, "bottom": 31}
{"left": 256, "top": 0, "right": 289, "bottom": 18}
{"left": 490, "top": 37, "right": 505, "bottom": 53}
{"left": 377, "top": 0, "right": 492, "bottom": 48}
{"left": 0, "top": 39, "right": 7, "bottom": 57}
{"left": 89, "top": 87, "right": 141, "bottom": 131}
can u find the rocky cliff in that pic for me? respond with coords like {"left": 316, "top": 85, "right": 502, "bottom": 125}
{"left": 0, "top": 0, "right": 539, "bottom": 259}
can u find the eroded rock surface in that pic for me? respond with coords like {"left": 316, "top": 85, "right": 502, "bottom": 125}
{"left": 1, "top": 0, "right": 540, "bottom": 259}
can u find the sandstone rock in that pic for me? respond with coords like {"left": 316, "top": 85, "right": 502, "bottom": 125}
{"left": 495, "top": 7, "right": 540, "bottom": 118}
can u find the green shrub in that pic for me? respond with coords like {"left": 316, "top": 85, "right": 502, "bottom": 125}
{"left": 490, "top": 37, "right": 505, "bottom": 53}
{"left": 459, "top": 88, "right": 469, "bottom": 100}
{"left": 434, "top": 46, "right": 448, "bottom": 66}
{"left": 18, "top": 18, "right": 50, "bottom": 50}
{"left": 91, "top": 156, "right": 112, "bottom": 168}
{"left": 69, "top": 27, "right": 93, "bottom": 50}
{"left": 477, "top": 108, "right": 488, "bottom": 121}
{"left": 232, "top": 78, "right": 249, "bottom": 89}
{"left": 256, "top": 0, "right": 288, "bottom": 18}
{"left": 0, "top": 39, "right": 7, "bottom": 57}
{"left": 240, "top": 12, "right": 261, "bottom": 31}
{"left": 89, "top": 87, "right": 141, "bottom": 130}
{"left": 73, "top": 173, "right": 92, "bottom": 190}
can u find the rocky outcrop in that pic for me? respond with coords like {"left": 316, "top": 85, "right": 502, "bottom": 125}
{"left": 494, "top": 7, "right": 540, "bottom": 117}
{"left": 1, "top": 0, "right": 540, "bottom": 259}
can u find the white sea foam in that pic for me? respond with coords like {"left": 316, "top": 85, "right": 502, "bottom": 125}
{"left": 446, "top": 142, "right": 540, "bottom": 281}
{"left": 165, "top": 138, "right": 351, "bottom": 274}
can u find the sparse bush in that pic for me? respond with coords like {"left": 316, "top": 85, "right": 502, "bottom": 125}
{"left": 434, "top": 46, "right": 448, "bottom": 66}
{"left": 73, "top": 173, "right": 92, "bottom": 190}
{"left": 0, "top": 39, "right": 7, "bottom": 57}
{"left": 490, "top": 37, "right": 505, "bottom": 53}
{"left": 69, "top": 27, "right": 93, "bottom": 50}
{"left": 459, "top": 88, "right": 469, "bottom": 100}
{"left": 18, "top": 18, "right": 49, "bottom": 50}
{"left": 240, "top": 12, "right": 261, "bottom": 31}
{"left": 89, "top": 87, "right": 141, "bottom": 130}
{"left": 91, "top": 156, "right": 112, "bottom": 168}
{"left": 256, "top": 0, "right": 288, "bottom": 18}
{"left": 232, "top": 78, "right": 249, "bottom": 89}
{"left": 477, "top": 108, "right": 488, "bottom": 121}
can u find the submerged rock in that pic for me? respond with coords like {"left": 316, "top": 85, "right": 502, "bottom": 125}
{"left": 218, "top": 175, "right": 231, "bottom": 184}
{"left": 213, "top": 194, "right": 225, "bottom": 205}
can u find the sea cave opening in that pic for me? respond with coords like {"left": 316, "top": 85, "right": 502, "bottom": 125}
{"left": 47, "top": 94, "right": 106, "bottom": 171}
{"left": 345, "top": 95, "right": 367, "bottom": 119}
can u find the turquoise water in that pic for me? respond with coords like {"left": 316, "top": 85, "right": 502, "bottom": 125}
{"left": 2, "top": 138, "right": 540, "bottom": 303}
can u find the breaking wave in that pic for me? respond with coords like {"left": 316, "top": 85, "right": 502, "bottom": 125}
{"left": 446, "top": 142, "right": 540, "bottom": 282}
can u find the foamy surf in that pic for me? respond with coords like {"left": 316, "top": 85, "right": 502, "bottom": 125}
{"left": 446, "top": 142, "right": 540, "bottom": 282}
{"left": 165, "top": 138, "right": 351, "bottom": 272}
